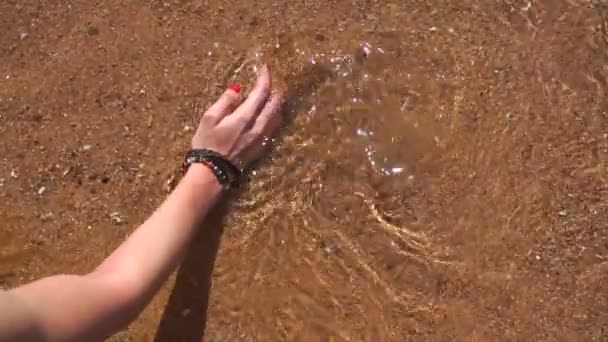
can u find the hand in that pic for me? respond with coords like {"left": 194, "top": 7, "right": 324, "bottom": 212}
{"left": 191, "top": 65, "right": 283, "bottom": 167}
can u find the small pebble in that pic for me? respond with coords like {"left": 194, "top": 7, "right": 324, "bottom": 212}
{"left": 10, "top": 169, "right": 18, "bottom": 179}
{"left": 320, "top": 241, "right": 335, "bottom": 254}
{"left": 19, "top": 32, "right": 29, "bottom": 40}
{"left": 40, "top": 212, "right": 54, "bottom": 221}
{"left": 183, "top": 125, "right": 193, "bottom": 132}
{"left": 37, "top": 186, "right": 47, "bottom": 195}
{"left": 165, "top": 174, "right": 177, "bottom": 193}
{"left": 62, "top": 167, "right": 72, "bottom": 177}
{"left": 181, "top": 308, "right": 191, "bottom": 317}
{"left": 558, "top": 210, "right": 568, "bottom": 217}
{"left": 110, "top": 212, "right": 126, "bottom": 225}
{"left": 81, "top": 144, "right": 92, "bottom": 151}
{"left": 87, "top": 26, "right": 100, "bottom": 36}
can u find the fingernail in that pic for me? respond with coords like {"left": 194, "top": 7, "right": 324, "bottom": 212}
{"left": 229, "top": 84, "right": 241, "bottom": 94}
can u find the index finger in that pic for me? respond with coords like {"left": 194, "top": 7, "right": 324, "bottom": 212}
{"left": 228, "top": 65, "right": 272, "bottom": 126}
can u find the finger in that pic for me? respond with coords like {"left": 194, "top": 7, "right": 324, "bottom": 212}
{"left": 241, "top": 93, "right": 283, "bottom": 164}
{"left": 227, "top": 65, "right": 272, "bottom": 127}
{"left": 237, "top": 94, "right": 284, "bottom": 166}
{"left": 201, "top": 85, "right": 241, "bottom": 124}
{"left": 250, "top": 92, "right": 284, "bottom": 138}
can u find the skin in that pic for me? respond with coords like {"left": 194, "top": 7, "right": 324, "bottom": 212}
{"left": 0, "top": 65, "right": 283, "bottom": 341}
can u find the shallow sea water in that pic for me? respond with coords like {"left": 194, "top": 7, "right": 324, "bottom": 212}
{"left": 1, "top": 1, "right": 608, "bottom": 341}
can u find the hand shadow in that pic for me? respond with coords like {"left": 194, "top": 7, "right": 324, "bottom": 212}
{"left": 153, "top": 62, "right": 333, "bottom": 342}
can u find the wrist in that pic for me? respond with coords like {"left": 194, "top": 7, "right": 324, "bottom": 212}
{"left": 183, "top": 164, "right": 223, "bottom": 196}
{"left": 183, "top": 149, "right": 241, "bottom": 190}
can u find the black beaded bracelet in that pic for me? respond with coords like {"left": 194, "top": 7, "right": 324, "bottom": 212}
{"left": 182, "top": 149, "right": 242, "bottom": 190}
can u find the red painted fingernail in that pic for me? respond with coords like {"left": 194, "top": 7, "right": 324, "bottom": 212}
{"left": 229, "top": 84, "right": 241, "bottom": 94}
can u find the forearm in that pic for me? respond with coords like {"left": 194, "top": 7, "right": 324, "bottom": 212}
{"left": 6, "top": 165, "right": 223, "bottom": 341}
{"left": 94, "top": 164, "right": 222, "bottom": 297}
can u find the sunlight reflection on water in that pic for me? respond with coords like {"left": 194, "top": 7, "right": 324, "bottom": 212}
{"left": 307, "top": 42, "right": 412, "bottom": 177}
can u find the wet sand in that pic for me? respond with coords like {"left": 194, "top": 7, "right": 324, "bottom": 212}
{"left": 1, "top": 0, "right": 608, "bottom": 340}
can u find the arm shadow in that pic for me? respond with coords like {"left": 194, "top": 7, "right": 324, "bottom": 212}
{"left": 153, "top": 201, "right": 230, "bottom": 342}
{"left": 153, "top": 62, "right": 333, "bottom": 342}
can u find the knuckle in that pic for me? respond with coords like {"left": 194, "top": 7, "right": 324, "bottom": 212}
{"left": 202, "top": 112, "right": 219, "bottom": 123}
{"left": 256, "top": 115, "right": 271, "bottom": 128}
{"left": 266, "top": 104, "right": 280, "bottom": 116}
{"left": 236, "top": 114, "right": 251, "bottom": 124}
{"left": 200, "top": 115, "right": 211, "bottom": 124}
{"left": 249, "top": 125, "right": 265, "bottom": 137}
{"left": 235, "top": 110, "right": 254, "bottom": 122}
{"left": 264, "top": 98, "right": 280, "bottom": 113}
{"left": 261, "top": 108, "right": 278, "bottom": 120}
{"left": 253, "top": 86, "right": 270, "bottom": 99}
{"left": 221, "top": 92, "right": 237, "bottom": 103}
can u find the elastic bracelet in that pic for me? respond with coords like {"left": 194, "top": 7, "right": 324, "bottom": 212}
{"left": 182, "top": 149, "right": 242, "bottom": 190}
